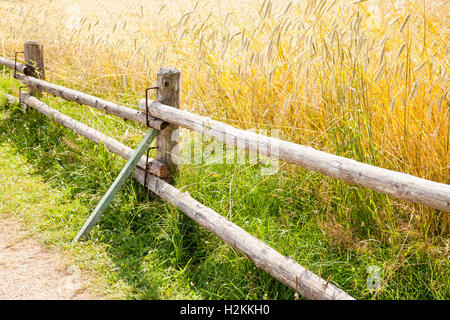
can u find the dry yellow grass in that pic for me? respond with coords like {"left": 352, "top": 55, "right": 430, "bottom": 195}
{"left": 0, "top": 0, "right": 448, "bottom": 184}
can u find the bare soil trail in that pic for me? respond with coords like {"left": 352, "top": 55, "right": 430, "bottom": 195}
{"left": 0, "top": 218, "right": 100, "bottom": 300}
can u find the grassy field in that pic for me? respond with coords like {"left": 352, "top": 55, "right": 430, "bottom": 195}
{"left": 0, "top": 0, "right": 449, "bottom": 299}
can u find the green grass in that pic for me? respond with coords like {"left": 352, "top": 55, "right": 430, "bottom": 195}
{"left": 0, "top": 70, "right": 448, "bottom": 300}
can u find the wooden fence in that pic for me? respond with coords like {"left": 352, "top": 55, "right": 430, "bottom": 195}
{"left": 1, "top": 41, "right": 449, "bottom": 300}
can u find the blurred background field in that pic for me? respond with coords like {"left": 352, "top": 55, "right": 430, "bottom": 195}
{"left": 0, "top": 0, "right": 448, "bottom": 299}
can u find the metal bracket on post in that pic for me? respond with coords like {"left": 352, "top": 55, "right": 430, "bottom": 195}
{"left": 145, "top": 86, "right": 158, "bottom": 127}
{"left": 13, "top": 51, "right": 35, "bottom": 78}
{"left": 143, "top": 86, "right": 159, "bottom": 188}
{"left": 72, "top": 128, "right": 159, "bottom": 243}
{"left": 13, "top": 51, "right": 24, "bottom": 78}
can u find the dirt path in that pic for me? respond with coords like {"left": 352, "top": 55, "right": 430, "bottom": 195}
{"left": 0, "top": 218, "right": 99, "bottom": 299}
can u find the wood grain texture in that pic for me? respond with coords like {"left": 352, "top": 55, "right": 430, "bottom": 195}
{"left": 155, "top": 68, "right": 180, "bottom": 177}
{"left": 11, "top": 72, "right": 168, "bottom": 130}
{"left": 19, "top": 92, "right": 168, "bottom": 178}
{"left": 23, "top": 41, "right": 45, "bottom": 97}
{"left": 139, "top": 98, "right": 450, "bottom": 212}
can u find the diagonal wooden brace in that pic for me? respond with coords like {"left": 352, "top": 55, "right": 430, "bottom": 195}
{"left": 72, "top": 129, "right": 159, "bottom": 243}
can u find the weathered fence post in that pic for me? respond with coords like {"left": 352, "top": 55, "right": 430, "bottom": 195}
{"left": 23, "top": 41, "right": 45, "bottom": 96}
{"left": 155, "top": 68, "right": 180, "bottom": 179}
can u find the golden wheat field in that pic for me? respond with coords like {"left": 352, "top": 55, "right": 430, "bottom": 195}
{"left": 0, "top": 0, "right": 448, "bottom": 182}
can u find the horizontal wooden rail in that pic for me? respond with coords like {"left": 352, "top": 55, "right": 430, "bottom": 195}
{"left": 17, "top": 92, "right": 353, "bottom": 300}
{"left": 138, "top": 99, "right": 450, "bottom": 212}
{"left": 19, "top": 92, "right": 168, "bottom": 178}
{"left": 0, "top": 57, "right": 32, "bottom": 75}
